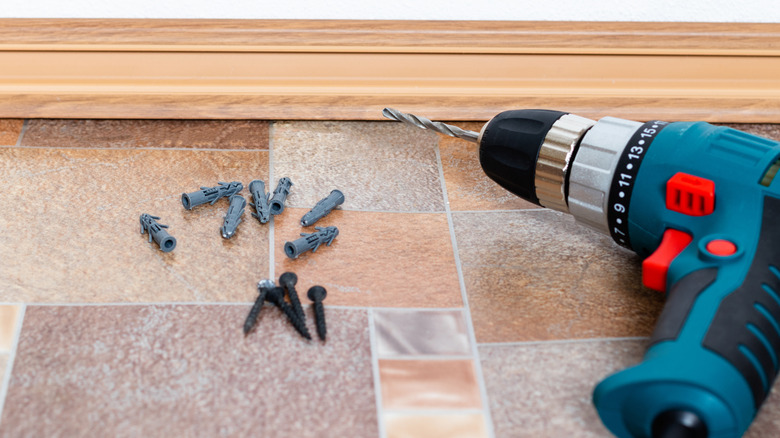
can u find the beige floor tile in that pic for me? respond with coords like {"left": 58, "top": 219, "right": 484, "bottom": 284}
{"left": 439, "top": 122, "right": 538, "bottom": 212}
{"left": 454, "top": 210, "right": 664, "bottom": 342}
{"left": 0, "top": 120, "right": 23, "bottom": 146}
{"left": 385, "top": 413, "right": 488, "bottom": 438}
{"left": 275, "top": 208, "right": 462, "bottom": 308}
{"left": 21, "top": 119, "right": 269, "bottom": 149}
{"left": 380, "top": 359, "right": 482, "bottom": 410}
{"left": 0, "top": 148, "right": 269, "bottom": 302}
{"left": 0, "top": 306, "right": 21, "bottom": 351}
{"left": 272, "top": 121, "right": 445, "bottom": 212}
{"left": 374, "top": 309, "right": 471, "bottom": 357}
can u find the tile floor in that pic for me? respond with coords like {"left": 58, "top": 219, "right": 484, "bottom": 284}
{"left": 0, "top": 119, "right": 779, "bottom": 437}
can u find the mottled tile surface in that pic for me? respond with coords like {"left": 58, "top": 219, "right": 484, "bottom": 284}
{"left": 1, "top": 305, "right": 377, "bottom": 438}
{"left": 275, "top": 208, "right": 462, "bottom": 308}
{"left": 480, "top": 339, "right": 646, "bottom": 438}
{"left": 374, "top": 309, "right": 470, "bottom": 357}
{"left": 454, "top": 210, "right": 664, "bottom": 343}
{"left": 22, "top": 119, "right": 269, "bottom": 149}
{"left": 439, "top": 122, "right": 537, "bottom": 212}
{"left": 0, "top": 120, "right": 23, "bottom": 146}
{"left": 385, "top": 413, "right": 488, "bottom": 438}
{"left": 379, "top": 359, "right": 481, "bottom": 410}
{"left": 0, "top": 306, "right": 21, "bottom": 351}
{"left": 272, "top": 121, "right": 444, "bottom": 212}
{"left": 0, "top": 148, "right": 269, "bottom": 302}
{"left": 0, "top": 353, "right": 7, "bottom": 391}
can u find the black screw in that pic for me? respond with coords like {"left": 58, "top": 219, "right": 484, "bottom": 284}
{"left": 243, "top": 279, "right": 274, "bottom": 336}
{"left": 266, "top": 286, "right": 312, "bottom": 340}
{"left": 307, "top": 286, "right": 327, "bottom": 341}
{"left": 279, "top": 272, "right": 305, "bottom": 322}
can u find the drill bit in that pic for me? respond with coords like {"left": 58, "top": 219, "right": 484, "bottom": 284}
{"left": 382, "top": 107, "right": 479, "bottom": 143}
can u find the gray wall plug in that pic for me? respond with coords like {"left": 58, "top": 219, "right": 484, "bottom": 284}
{"left": 139, "top": 214, "right": 177, "bottom": 252}
{"left": 221, "top": 195, "right": 246, "bottom": 239}
{"left": 284, "top": 226, "right": 339, "bottom": 259}
{"left": 269, "top": 177, "right": 293, "bottom": 216}
{"left": 300, "top": 190, "right": 344, "bottom": 227}
{"left": 181, "top": 181, "right": 243, "bottom": 210}
{"left": 248, "top": 179, "right": 272, "bottom": 224}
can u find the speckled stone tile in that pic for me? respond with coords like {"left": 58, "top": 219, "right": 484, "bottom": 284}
{"left": 373, "top": 309, "right": 471, "bottom": 357}
{"left": 747, "top": 379, "right": 780, "bottom": 437}
{"left": 0, "top": 353, "right": 8, "bottom": 389}
{"left": 439, "top": 121, "right": 537, "bottom": 212}
{"left": 21, "top": 119, "right": 269, "bottom": 149}
{"left": 453, "top": 210, "right": 664, "bottom": 343}
{"left": 385, "top": 413, "right": 488, "bottom": 438}
{"left": 721, "top": 124, "right": 780, "bottom": 141}
{"left": 0, "top": 306, "right": 21, "bottom": 351}
{"left": 0, "top": 148, "right": 269, "bottom": 303}
{"left": 0, "top": 305, "right": 377, "bottom": 438}
{"left": 379, "top": 359, "right": 481, "bottom": 410}
{"left": 272, "top": 121, "right": 444, "bottom": 212}
{"left": 480, "top": 339, "right": 644, "bottom": 438}
{"left": 275, "top": 208, "right": 461, "bottom": 308}
{"left": 0, "top": 120, "right": 23, "bottom": 146}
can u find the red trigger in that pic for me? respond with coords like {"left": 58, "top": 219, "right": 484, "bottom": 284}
{"left": 642, "top": 229, "right": 694, "bottom": 292}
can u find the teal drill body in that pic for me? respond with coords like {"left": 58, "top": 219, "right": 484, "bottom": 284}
{"left": 595, "top": 121, "right": 780, "bottom": 438}
{"left": 382, "top": 107, "right": 780, "bottom": 438}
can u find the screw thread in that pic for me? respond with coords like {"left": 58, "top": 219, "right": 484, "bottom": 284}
{"left": 243, "top": 289, "right": 267, "bottom": 335}
{"left": 313, "top": 302, "right": 327, "bottom": 341}
{"left": 286, "top": 285, "right": 305, "bottom": 322}
{"left": 278, "top": 301, "right": 312, "bottom": 340}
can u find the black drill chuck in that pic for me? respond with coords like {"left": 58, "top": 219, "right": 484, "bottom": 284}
{"left": 478, "top": 109, "right": 568, "bottom": 206}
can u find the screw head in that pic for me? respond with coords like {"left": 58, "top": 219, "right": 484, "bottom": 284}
{"left": 307, "top": 286, "right": 327, "bottom": 302}
{"left": 279, "top": 272, "right": 298, "bottom": 287}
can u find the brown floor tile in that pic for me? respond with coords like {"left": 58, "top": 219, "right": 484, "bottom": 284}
{"left": 275, "top": 208, "right": 462, "bottom": 308}
{"left": 0, "top": 148, "right": 269, "bottom": 303}
{"left": 385, "top": 413, "right": 488, "bottom": 438}
{"left": 480, "top": 340, "right": 646, "bottom": 438}
{"left": 0, "top": 120, "right": 23, "bottom": 146}
{"left": 439, "top": 122, "right": 537, "bottom": 212}
{"left": 21, "top": 119, "right": 269, "bottom": 149}
{"left": 379, "top": 359, "right": 481, "bottom": 410}
{"left": 747, "top": 380, "right": 780, "bottom": 437}
{"left": 272, "top": 121, "right": 445, "bottom": 212}
{"left": 0, "top": 306, "right": 21, "bottom": 351}
{"left": 374, "top": 309, "right": 471, "bottom": 357}
{"left": 454, "top": 210, "right": 664, "bottom": 343}
{"left": 1, "top": 305, "right": 377, "bottom": 437}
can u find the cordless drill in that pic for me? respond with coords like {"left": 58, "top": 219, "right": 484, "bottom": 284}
{"left": 383, "top": 107, "right": 780, "bottom": 438}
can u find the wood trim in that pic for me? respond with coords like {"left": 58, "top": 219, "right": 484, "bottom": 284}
{"left": 1, "top": 19, "right": 780, "bottom": 121}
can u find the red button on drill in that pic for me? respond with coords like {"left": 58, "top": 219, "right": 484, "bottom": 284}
{"left": 706, "top": 239, "right": 737, "bottom": 257}
{"left": 666, "top": 172, "right": 715, "bottom": 216}
{"left": 643, "top": 229, "right": 694, "bottom": 292}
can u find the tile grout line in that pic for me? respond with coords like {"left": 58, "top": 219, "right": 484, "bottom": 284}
{"left": 368, "top": 309, "right": 388, "bottom": 438}
{"left": 0, "top": 304, "right": 26, "bottom": 426}
{"left": 268, "top": 122, "right": 276, "bottom": 281}
{"left": 434, "top": 143, "right": 496, "bottom": 438}
{"left": 0, "top": 144, "right": 270, "bottom": 153}
{"left": 14, "top": 120, "right": 29, "bottom": 148}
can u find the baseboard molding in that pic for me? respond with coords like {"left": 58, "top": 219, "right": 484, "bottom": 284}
{"left": 1, "top": 19, "right": 780, "bottom": 122}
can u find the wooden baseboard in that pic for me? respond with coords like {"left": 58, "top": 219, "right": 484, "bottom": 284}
{"left": 2, "top": 19, "right": 780, "bottom": 122}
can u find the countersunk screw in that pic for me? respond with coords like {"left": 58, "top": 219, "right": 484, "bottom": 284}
{"left": 307, "top": 286, "right": 327, "bottom": 341}
{"left": 266, "top": 286, "right": 312, "bottom": 340}
{"left": 243, "top": 279, "right": 274, "bottom": 336}
{"left": 279, "top": 272, "right": 305, "bottom": 322}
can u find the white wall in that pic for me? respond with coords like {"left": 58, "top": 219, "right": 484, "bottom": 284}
{"left": 2, "top": 0, "right": 779, "bottom": 22}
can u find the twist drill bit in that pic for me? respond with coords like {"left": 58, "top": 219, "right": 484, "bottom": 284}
{"left": 382, "top": 107, "right": 479, "bottom": 143}
{"left": 139, "top": 214, "right": 177, "bottom": 252}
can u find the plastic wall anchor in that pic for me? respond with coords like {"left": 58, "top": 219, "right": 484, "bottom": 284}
{"left": 300, "top": 190, "right": 345, "bottom": 227}
{"left": 284, "top": 226, "right": 339, "bottom": 259}
{"left": 140, "top": 213, "right": 177, "bottom": 252}
{"left": 221, "top": 194, "right": 247, "bottom": 239}
{"left": 248, "top": 179, "right": 272, "bottom": 224}
{"left": 269, "top": 177, "right": 293, "bottom": 216}
{"left": 181, "top": 181, "right": 243, "bottom": 210}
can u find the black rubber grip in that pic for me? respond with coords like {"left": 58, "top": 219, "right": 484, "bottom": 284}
{"left": 650, "top": 268, "right": 718, "bottom": 346}
{"left": 478, "top": 109, "right": 567, "bottom": 205}
{"left": 702, "top": 195, "right": 780, "bottom": 409}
